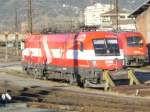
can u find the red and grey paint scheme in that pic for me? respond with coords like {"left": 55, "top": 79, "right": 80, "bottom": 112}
{"left": 118, "top": 32, "right": 148, "bottom": 66}
{"left": 22, "top": 32, "right": 124, "bottom": 86}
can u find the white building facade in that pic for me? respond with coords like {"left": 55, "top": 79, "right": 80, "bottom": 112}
{"left": 84, "top": 3, "right": 111, "bottom": 27}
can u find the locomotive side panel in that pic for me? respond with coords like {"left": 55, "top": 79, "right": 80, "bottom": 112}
{"left": 22, "top": 35, "right": 46, "bottom": 64}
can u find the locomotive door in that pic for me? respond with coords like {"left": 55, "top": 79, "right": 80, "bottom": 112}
{"left": 60, "top": 36, "right": 67, "bottom": 68}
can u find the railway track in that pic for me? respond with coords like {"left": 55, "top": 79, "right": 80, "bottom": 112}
{"left": 1, "top": 82, "right": 148, "bottom": 112}
{"left": 11, "top": 86, "right": 150, "bottom": 112}
{"left": 0, "top": 65, "right": 150, "bottom": 112}
{"left": 1, "top": 65, "right": 150, "bottom": 97}
{"left": 0, "top": 62, "right": 20, "bottom": 69}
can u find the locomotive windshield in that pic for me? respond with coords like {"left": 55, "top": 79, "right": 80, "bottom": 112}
{"left": 127, "top": 36, "right": 143, "bottom": 47}
{"left": 93, "top": 39, "right": 120, "bottom": 56}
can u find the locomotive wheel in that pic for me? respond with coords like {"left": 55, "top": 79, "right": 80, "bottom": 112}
{"left": 69, "top": 74, "right": 77, "bottom": 85}
{"left": 31, "top": 68, "right": 48, "bottom": 80}
{"left": 76, "top": 75, "right": 85, "bottom": 88}
{"left": 42, "top": 71, "right": 48, "bottom": 80}
{"left": 32, "top": 68, "right": 39, "bottom": 79}
{"left": 83, "top": 79, "right": 89, "bottom": 88}
{"left": 38, "top": 69, "right": 44, "bottom": 79}
{"left": 22, "top": 66, "right": 28, "bottom": 74}
{"left": 31, "top": 68, "right": 42, "bottom": 79}
{"left": 26, "top": 68, "right": 33, "bottom": 75}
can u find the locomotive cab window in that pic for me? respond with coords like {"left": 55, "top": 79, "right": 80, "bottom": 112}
{"left": 127, "top": 36, "right": 143, "bottom": 47}
{"left": 93, "top": 39, "right": 120, "bottom": 56}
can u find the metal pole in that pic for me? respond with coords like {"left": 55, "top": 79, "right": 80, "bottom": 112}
{"left": 15, "top": 33, "right": 19, "bottom": 55}
{"left": 15, "top": 2, "right": 18, "bottom": 32}
{"left": 69, "top": 0, "right": 72, "bottom": 32}
{"left": 28, "top": 0, "right": 32, "bottom": 33}
{"left": 115, "top": 0, "right": 119, "bottom": 32}
{"left": 114, "top": 0, "right": 119, "bottom": 70}
{"left": 4, "top": 32, "right": 8, "bottom": 62}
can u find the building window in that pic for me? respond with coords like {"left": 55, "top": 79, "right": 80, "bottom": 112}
{"left": 120, "top": 16, "right": 125, "bottom": 19}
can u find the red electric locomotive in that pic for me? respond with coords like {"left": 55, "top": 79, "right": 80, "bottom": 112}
{"left": 22, "top": 31, "right": 124, "bottom": 86}
{"left": 118, "top": 32, "right": 148, "bottom": 66}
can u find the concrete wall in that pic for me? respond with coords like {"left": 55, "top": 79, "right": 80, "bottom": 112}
{"left": 136, "top": 7, "right": 150, "bottom": 43}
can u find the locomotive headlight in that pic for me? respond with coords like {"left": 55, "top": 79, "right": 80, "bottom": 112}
{"left": 92, "top": 60, "right": 97, "bottom": 67}
{"left": 106, "top": 60, "right": 113, "bottom": 64}
{"left": 114, "top": 58, "right": 119, "bottom": 63}
{"left": 115, "top": 58, "right": 118, "bottom": 61}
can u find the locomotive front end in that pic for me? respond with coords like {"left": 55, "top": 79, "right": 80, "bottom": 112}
{"left": 118, "top": 32, "right": 148, "bottom": 66}
{"left": 92, "top": 38, "right": 123, "bottom": 70}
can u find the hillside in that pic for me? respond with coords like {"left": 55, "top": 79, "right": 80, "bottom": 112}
{"left": 0, "top": 0, "right": 146, "bottom": 32}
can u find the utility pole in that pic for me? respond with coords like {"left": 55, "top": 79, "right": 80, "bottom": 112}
{"left": 28, "top": 0, "right": 32, "bottom": 33}
{"left": 14, "top": 4, "right": 19, "bottom": 56}
{"left": 115, "top": 0, "right": 119, "bottom": 32}
{"left": 68, "top": 0, "right": 73, "bottom": 32}
{"left": 15, "top": 6, "right": 18, "bottom": 32}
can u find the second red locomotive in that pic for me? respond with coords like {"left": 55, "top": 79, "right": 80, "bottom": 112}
{"left": 118, "top": 32, "right": 148, "bottom": 66}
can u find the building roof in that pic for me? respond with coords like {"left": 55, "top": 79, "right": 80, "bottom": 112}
{"left": 103, "top": 8, "right": 129, "bottom": 15}
{"left": 129, "top": 0, "right": 150, "bottom": 18}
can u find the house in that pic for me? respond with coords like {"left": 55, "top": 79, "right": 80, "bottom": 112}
{"left": 84, "top": 3, "right": 110, "bottom": 27}
{"left": 101, "top": 8, "right": 136, "bottom": 31}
